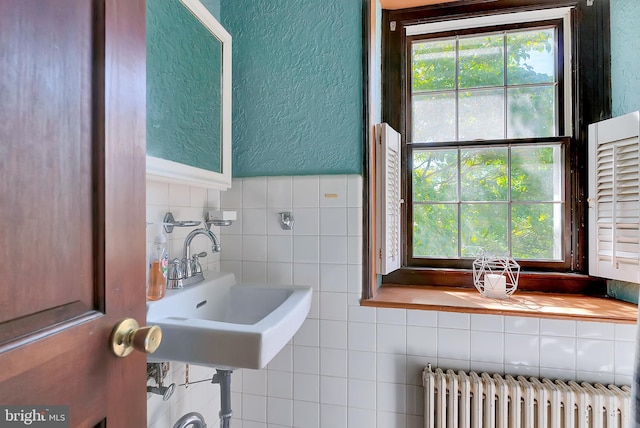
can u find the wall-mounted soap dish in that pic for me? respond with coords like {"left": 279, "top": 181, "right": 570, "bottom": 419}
{"left": 206, "top": 210, "right": 237, "bottom": 227}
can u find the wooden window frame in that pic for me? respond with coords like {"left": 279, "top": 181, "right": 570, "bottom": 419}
{"left": 362, "top": 0, "right": 612, "bottom": 297}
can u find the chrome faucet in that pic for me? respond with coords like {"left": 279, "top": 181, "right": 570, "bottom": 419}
{"left": 173, "top": 412, "right": 206, "bottom": 428}
{"left": 167, "top": 228, "right": 221, "bottom": 288}
{"left": 183, "top": 228, "right": 221, "bottom": 262}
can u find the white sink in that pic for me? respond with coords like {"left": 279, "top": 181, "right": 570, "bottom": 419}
{"left": 146, "top": 272, "right": 312, "bottom": 369}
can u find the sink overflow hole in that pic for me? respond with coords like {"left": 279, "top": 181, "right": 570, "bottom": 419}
{"left": 196, "top": 300, "right": 207, "bottom": 309}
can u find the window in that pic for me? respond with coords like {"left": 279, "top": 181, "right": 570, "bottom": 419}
{"left": 374, "top": 0, "right": 611, "bottom": 293}
{"left": 408, "top": 12, "right": 570, "bottom": 270}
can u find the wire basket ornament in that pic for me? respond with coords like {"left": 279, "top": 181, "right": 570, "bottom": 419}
{"left": 472, "top": 253, "right": 520, "bottom": 298}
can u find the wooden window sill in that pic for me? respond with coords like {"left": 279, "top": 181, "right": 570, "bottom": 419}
{"left": 361, "top": 285, "right": 638, "bottom": 324}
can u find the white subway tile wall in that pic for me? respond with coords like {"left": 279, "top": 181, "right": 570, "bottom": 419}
{"left": 146, "top": 179, "right": 224, "bottom": 428}
{"left": 147, "top": 175, "right": 638, "bottom": 428}
{"left": 145, "top": 179, "right": 222, "bottom": 273}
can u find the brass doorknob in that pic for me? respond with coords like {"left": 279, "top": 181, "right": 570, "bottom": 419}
{"left": 110, "top": 318, "right": 162, "bottom": 358}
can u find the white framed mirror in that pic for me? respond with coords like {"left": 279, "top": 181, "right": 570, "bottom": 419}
{"left": 146, "top": 0, "right": 232, "bottom": 190}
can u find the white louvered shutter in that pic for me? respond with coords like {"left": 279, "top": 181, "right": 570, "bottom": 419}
{"left": 588, "top": 111, "right": 640, "bottom": 283}
{"left": 375, "top": 123, "right": 402, "bottom": 275}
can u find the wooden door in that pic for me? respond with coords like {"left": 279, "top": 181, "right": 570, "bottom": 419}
{"left": 0, "top": 0, "right": 147, "bottom": 426}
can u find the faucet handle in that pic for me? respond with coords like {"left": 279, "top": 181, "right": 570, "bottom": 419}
{"left": 168, "top": 258, "right": 183, "bottom": 280}
{"left": 167, "top": 258, "right": 184, "bottom": 289}
{"left": 192, "top": 252, "right": 206, "bottom": 275}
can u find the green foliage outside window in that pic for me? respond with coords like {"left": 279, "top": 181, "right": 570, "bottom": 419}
{"left": 410, "top": 27, "right": 563, "bottom": 261}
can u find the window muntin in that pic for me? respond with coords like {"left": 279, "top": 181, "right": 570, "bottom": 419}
{"left": 407, "top": 20, "right": 567, "bottom": 266}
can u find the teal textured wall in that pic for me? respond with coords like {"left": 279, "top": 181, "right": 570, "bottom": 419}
{"left": 611, "top": 0, "right": 640, "bottom": 117}
{"left": 608, "top": 0, "right": 640, "bottom": 300}
{"left": 147, "top": 0, "right": 222, "bottom": 172}
{"left": 221, "top": 0, "right": 363, "bottom": 177}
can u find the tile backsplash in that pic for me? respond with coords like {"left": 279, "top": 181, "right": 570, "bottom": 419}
{"left": 146, "top": 179, "right": 224, "bottom": 428}
{"left": 146, "top": 180, "right": 222, "bottom": 273}
{"left": 147, "top": 175, "right": 637, "bottom": 428}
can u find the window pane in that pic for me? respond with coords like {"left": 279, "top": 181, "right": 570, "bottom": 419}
{"left": 511, "top": 145, "right": 562, "bottom": 201}
{"left": 460, "top": 147, "right": 508, "bottom": 201}
{"left": 507, "top": 29, "right": 555, "bottom": 85}
{"left": 512, "top": 203, "right": 562, "bottom": 260}
{"left": 412, "top": 39, "right": 456, "bottom": 92}
{"left": 507, "top": 86, "right": 556, "bottom": 138}
{"left": 461, "top": 203, "right": 508, "bottom": 257}
{"left": 412, "top": 93, "right": 456, "bottom": 142}
{"left": 413, "top": 204, "right": 458, "bottom": 257}
{"left": 413, "top": 149, "right": 458, "bottom": 202}
{"left": 458, "top": 34, "right": 504, "bottom": 89}
{"left": 459, "top": 89, "right": 504, "bottom": 140}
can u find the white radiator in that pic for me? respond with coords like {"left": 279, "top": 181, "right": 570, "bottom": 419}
{"left": 423, "top": 365, "right": 631, "bottom": 428}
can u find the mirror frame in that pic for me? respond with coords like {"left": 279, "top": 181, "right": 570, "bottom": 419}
{"left": 146, "top": 0, "right": 232, "bottom": 190}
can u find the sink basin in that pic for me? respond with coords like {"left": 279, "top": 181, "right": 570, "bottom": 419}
{"left": 146, "top": 271, "right": 312, "bottom": 369}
